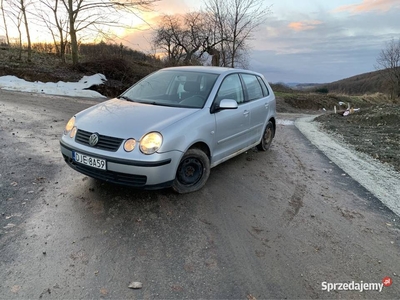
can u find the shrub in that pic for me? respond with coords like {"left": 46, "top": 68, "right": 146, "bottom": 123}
{"left": 315, "top": 87, "right": 329, "bottom": 94}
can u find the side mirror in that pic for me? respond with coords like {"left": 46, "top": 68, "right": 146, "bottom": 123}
{"left": 210, "top": 98, "right": 238, "bottom": 113}
{"left": 219, "top": 99, "right": 238, "bottom": 109}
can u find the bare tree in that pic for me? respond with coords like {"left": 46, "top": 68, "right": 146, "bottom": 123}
{"left": 5, "top": 0, "right": 33, "bottom": 60}
{"left": 153, "top": 15, "right": 185, "bottom": 64}
{"left": 3, "top": 0, "right": 34, "bottom": 60}
{"left": 154, "top": 0, "right": 270, "bottom": 67}
{"left": 60, "top": 0, "right": 158, "bottom": 66}
{"left": 1, "top": 0, "right": 10, "bottom": 45}
{"left": 35, "top": 0, "right": 69, "bottom": 62}
{"left": 205, "top": 0, "right": 271, "bottom": 68}
{"left": 5, "top": 0, "right": 24, "bottom": 59}
{"left": 19, "top": 0, "right": 32, "bottom": 61}
{"left": 182, "top": 12, "right": 210, "bottom": 64}
{"left": 153, "top": 13, "right": 210, "bottom": 65}
{"left": 376, "top": 39, "right": 400, "bottom": 99}
{"left": 203, "top": 0, "right": 227, "bottom": 66}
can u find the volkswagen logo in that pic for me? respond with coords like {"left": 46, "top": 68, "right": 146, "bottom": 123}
{"left": 88, "top": 133, "right": 99, "bottom": 147}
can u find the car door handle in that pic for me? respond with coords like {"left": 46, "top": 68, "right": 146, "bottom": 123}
{"left": 243, "top": 110, "right": 249, "bottom": 117}
{"left": 265, "top": 103, "right": 269, "bottom": 109}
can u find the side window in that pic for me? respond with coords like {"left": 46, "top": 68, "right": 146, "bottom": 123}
{"left": 241, "top": 74, "right": 263, "bottom": 101}
{"left": 216, "top": 74, "right": 244, "bottom": 104}
{"left": 257, "top": 76, "right": 270, "bottom": 97}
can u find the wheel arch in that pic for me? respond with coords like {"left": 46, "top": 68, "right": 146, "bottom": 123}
{"left": 188, "top": 142, "right": 211, "bottom": 159}
{"left": 269, "top": 117, "right": 276, "bottom": 137}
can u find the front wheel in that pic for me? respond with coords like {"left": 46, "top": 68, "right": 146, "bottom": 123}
{"left": 172, "top": 149, "right": 210, "bottom": 194}
{"left": 257, "top": 121, "right": 274, "bottom": 151}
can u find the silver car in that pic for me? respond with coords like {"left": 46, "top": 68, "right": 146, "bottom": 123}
{"left": 60, "top": 66, "right": 276, "bottom": 193}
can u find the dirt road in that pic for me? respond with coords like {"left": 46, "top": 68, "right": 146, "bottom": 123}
{"left": 1, "top": 90, "right": 399, "bottom": 299}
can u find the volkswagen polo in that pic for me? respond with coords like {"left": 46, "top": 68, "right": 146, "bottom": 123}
{"left": 60, "top": 66, "right": 276, "bottom": 193}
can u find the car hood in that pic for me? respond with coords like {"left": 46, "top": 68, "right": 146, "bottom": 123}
{"left": 75, "top": 98, "right": 198, "bottom": 139}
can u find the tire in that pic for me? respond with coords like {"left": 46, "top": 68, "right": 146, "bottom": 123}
{"left": 257, "top": 121, "right": 274, "bottom": 151}
{"left": 172, "top": 148, "right": 210, "bottom": 194}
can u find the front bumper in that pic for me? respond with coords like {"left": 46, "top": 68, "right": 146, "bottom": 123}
{"left": 60, "top": 140, "right": 182, "bottom": 189}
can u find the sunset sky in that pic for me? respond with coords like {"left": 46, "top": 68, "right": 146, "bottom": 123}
{"left": 1, "top": 0, "right": 399, "bottom": 84}
{"left": 122, "top": 0, "right": 400, "bottom": 84}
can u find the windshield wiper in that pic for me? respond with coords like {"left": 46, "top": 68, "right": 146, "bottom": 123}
{"left": 139, "top": 101, "right": 178, "bottom": 107}
{"left": 118, "top": 95, "right": 134, "bottom": 102}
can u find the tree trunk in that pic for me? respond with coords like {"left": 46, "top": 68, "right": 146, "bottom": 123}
{"left": 70, "top": 27, "right": 79, "bottom": 65}
{"left": 67, "top": 0, "right": 79, "bottom": 65}
{"left": 20, "top": 0, "right": 32, "bottom": 62}
{"left": 1, "top": 0, "right": 10, "bottom": 45}
{"left": 54, "top": 0, "right": 66, "bottom": 63}
{"left": 17, "top": 26, "right": 22, "bottom": 60}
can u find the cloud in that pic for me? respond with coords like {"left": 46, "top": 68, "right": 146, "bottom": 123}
{"left": 117, "top": 0, "right": 400, "bottom": 84}
{"left": 288, "top": 20, "right": 323, "bottom": 31}
{"left": 334, "top": 0, "right": 400, "bottom": 14}
{"left": 150, "top": 0, "right": 193, "bottom": 15}
{"left": 248, "top": 8, "right": 400, "bottom": 83}
{"left": 116, "top": 2, "right": 191, "bottom": 54}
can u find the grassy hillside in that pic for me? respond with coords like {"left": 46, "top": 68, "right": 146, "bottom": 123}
{"left": 270, "top": 82, "right": 397, "bottom": 113}
{"left": 1, "top": 42, "right": 398, "bottom": 106}
{"left": 313, "top": 69, "right": 394, "bottom": 95}
{"left": 0, "top": 43, "right": 163, "bottom": 97}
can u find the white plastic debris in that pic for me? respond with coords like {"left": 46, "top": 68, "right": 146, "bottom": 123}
{"left": 128, "top": 282, "right": 143, "bottom": 289}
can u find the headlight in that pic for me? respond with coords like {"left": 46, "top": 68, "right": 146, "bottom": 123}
{"left": 70, "top": 126, "right": 77, "bottom": 138}
{"left": 64, "top": 116, "right": 75, "bottom": 134}
{"left": 124, "top": 138, "right": 136, "bottom": 152}
{"left": 140, "top": 132, "right": 162, "bottom": 155}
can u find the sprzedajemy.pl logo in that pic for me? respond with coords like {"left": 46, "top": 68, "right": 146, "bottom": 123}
{"left": 321, "top": 277, "right": 393, "bottom": 293}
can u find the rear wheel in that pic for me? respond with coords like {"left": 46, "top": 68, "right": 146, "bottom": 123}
{"left": 172, "top": 148, "right": 210, "bottom": 194}
{"left": 257, "top": 121, "right": 274, "bottom": 151}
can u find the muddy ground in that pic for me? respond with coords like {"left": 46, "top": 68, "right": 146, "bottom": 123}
{"left": 315, "top": 104, "right": 400, "bottom": 173}
{"left": 276, "top": 97, "right": 400, "bottom": 173}
{"left": 1, "top": 90, "right": 400, "bottom": 299}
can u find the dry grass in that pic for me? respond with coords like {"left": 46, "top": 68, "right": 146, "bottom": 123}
{"left": 0, "top": 43, "right": 163, "bottom": 97}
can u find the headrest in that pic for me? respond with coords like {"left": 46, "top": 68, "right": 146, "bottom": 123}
{"left": 184, "top": 81, "right": 200, "bottom": 93}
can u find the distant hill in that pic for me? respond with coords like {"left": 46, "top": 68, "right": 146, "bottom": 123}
{"left": 272, "top": 82, "right": 322, "bottom": 90}
{"left": 313, "top": 69, "right": 391, "bottom": 95}
{"left": 292, "top": 83, "right": 321, "bottom": 90}
{"left": 283, "top": 82, "right": 301, "bottom": 88}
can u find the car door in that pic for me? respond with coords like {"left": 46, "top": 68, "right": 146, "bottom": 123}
{"left": 212, "top": 74, "right": 252, "bottom": 164}
{"left": 241, "top": 73, "right": 273, "bottom": 144}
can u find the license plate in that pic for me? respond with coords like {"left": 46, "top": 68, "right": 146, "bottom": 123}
{"left": 73, "top": 151, "right": 106, "bottom": 170}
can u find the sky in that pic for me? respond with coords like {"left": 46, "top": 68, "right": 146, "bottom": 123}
{"left": 0, "top": 0, "right": 399, "bottom": 84}
{"left": 119, "top": 0, "right": 400, "bottom": 84}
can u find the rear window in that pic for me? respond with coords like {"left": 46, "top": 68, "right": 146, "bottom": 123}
{"left": 257, "top": 76, "right": 270, "bottom": 97}
{"left": 241, "top": 74, "right": 264, "bottom": 101}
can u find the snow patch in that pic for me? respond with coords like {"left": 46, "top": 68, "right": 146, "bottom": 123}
{"left": 277, "top": 119, "right": 295, "bottom": 126}
{"left": 0, "top": 73, "right": 107, "bottom": 98}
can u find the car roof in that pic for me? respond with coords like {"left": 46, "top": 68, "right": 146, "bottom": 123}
{"left": 160, "top": 66, "right": 261, "bottom": 76}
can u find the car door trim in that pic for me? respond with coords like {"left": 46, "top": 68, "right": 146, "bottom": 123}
{"left": 217, "top": 127, "right": 252, "bottom": 144}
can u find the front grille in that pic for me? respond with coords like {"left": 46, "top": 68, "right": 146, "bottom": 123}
{"left": 64, "top": 155, "right": 147, "bottom": 187}
{"left": 75, "top": 129, "right": 123, "bottom": 152}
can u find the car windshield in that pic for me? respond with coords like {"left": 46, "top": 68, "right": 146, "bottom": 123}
{"left": 120, "top": 70, "right": 219, "bottom": 108}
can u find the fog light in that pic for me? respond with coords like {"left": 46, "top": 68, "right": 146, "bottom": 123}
{"left": 124, "top": 139, "right": 136, "bottom": 152}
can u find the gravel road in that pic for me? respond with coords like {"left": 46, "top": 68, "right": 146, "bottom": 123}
{"left": 1, "top": 90, "right": 399, "bottom": 299}
{"left": 296, "top": 116, "right": 400, "bottom": 218}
